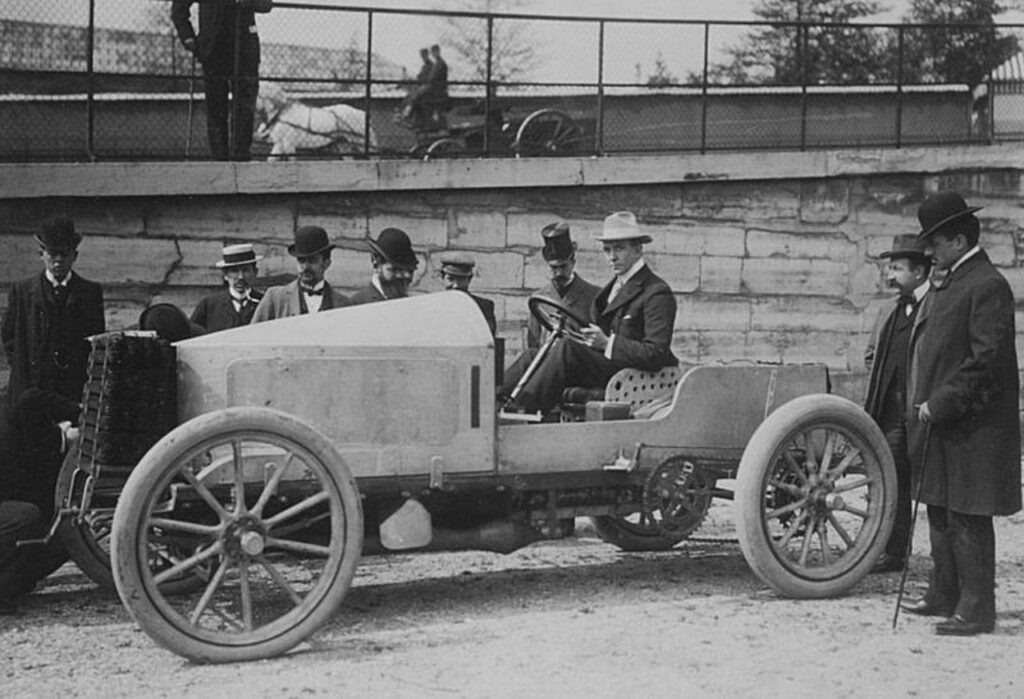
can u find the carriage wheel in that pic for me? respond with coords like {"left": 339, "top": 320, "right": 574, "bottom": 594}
{"left": 423, "top": 138, "right": 465, "bottom": 161}
{"left": 111, "top": 407, "right": 363, "bottom": 663}
{"left": 55, "top": 449, "right": 116, "bottom": 590}
{"left": 734, "top": 395, "right": 895, "bottom": 599}
{"left": 512, "top": 109, "right": 582, "bottom": 157}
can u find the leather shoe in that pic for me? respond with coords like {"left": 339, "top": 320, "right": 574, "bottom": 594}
{"left": 870, "top": 554, "right": 905, "bottom": 574}
{"left": 935, "top": 615, "right": 994, "bottom": 636}
{"left": 901, "top": 599, "right": 952, "bottom": 617}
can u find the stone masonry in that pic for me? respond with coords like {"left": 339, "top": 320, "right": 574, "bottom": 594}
{"left": 1, "top": 148, "right": 1023, "bottom": 409}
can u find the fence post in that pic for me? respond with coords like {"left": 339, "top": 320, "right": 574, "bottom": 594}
{"left": 700, "top": 22, "right": 709, "bottom": 154}
{"left": 895, "top": 25, "right": 904, "bottom": 149}
{"left": 596, "top": 20, "right": 604, "bottom": 156}
{"left": 86, "top": 0, "right": 96, "bottom": 161}
{"left": 484, "top": 15, "right": 494, "bottom": 155}
{"left": 798, "top": 22, "right": 807, "bottom": 151}
{"left": 365, "top": 11, "right": 374, "bottom": 157}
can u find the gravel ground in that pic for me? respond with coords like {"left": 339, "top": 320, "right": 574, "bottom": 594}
{"left": 3, "top": 503, "right": 1024, "bottom": 699}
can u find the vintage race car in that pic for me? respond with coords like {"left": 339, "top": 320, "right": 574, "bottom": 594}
{"left": 58, "top": 291, "right": 893, "bottom": 663}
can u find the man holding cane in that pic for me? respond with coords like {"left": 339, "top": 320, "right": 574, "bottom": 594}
{"left": 902, "top": 191, "right": 1020, "bottom": 636}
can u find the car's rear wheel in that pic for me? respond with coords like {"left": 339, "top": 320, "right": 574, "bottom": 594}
{"left": 111, "top": 407, "right": 363, "bottom": 663}
{"left": 734, "top": 394, "right": 895, "bottom": 598}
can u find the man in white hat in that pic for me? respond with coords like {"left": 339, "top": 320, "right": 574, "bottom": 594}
{"left": 191, "top": 243, "right": 266, "bottom": 332}
{"left": 508, "top": 211, "right": 677, "bottom": 416}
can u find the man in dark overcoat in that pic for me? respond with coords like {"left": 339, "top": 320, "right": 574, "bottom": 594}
{"left": 349, "top": 228, "right": 419, "bottom": 305}
{"left": 501, "top": 222, "right": 601, "bottom": 397}
{"left": 903, "top": 191, "right": 1021, "bottom": 636}
{"left": 251, "top": 227, "right": 349, "bottom": 322}
{"left": 191, "top": 243, "right": 265, "bottom": 332}
{"left": 509, "top": 211, "right": 677, "bottom": 415}
{"left": 171, "top": 0, "right": 272, "bottom": 160}
{"left": 864, "top": 234, "right": 931, "bottom": 573}
{"left": 2, "top": 218, "right": 105, "bottom": 410}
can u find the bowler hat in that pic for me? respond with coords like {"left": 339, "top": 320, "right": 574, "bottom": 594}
{"left": 35, "top": 217, "right": 81, "bottom": 251}
{"left": 880, "top": 234, "right": 928, "bottom": 261}
{"left": 215, "top": 243, "right": 262, "bottom": 268}
{"left": 367, "top": 228, "right": 418, "bottom": 269}
{"left": 916, "top": 191, "right": 982, "bottom": 240}
{"left": 541, "top": 222, "right": 575, "bottom": 261}
{"left": 594, "top": 211, "right": 652, "bottom": 244}
{"left": 288, "top": 226, "right": 334, "bottom": 257}
{"left": 138, "top": 303, "right": 205, "bottom": 343}
{"left": 439, "top": 250, "right": 475, "bottom": 277}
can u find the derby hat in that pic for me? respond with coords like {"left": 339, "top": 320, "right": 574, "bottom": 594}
{"left": 35, "top": 217, "right": 82, "bottom": 251}
{"left": 367, "top": 227, "right": 418, "bottom": 269}
{"left": 594, "top": 211, "right": 652, "bottom": 244}
{"left": 439, "top": 250, "right": 475, "bottom": 277}
{"left": 541, "top": 221, "right": 575, "bottom": 261}
{"left": 215, "top": 243, "right": 262, "bottom": 268}
{"left": 288, "top": 226, "right": 334, "bottom": 257}
{"left": 916, "top": 191, "right": 982, "bottom": 240}
{"left": 138, "top": 303, "right": 205, "bottom": 343}
{"left": 880, "top": 234, "right": 929, "bottom": 261}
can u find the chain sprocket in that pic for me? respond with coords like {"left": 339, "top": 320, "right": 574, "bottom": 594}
{"left": 641, "top": 456, "right": 714, "bottom": 538}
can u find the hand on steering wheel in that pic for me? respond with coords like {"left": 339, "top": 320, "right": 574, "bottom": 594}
{"left": 527, "top": 296, "right": 590, "bottom": 343}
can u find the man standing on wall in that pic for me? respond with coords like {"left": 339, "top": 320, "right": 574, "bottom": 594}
{"left": 171, "top": 0, "right": 273, "bottom": 161}
{"left": 251, "top": 226, "right": 350, "bottom": 322}
{"left": 903, "top": 191, "right": 1020, "bottom": 636}
{"left": 349, "top": 228, "right": 419, "bottom": 305}
{"left": 2, "top": 218, "right": 105, "bottom": 410}
{"left": 191, "top": 243, "right": 265, "bottom": 332}
{"left": 863, "top": 234, "right": 931, "bottom": 574}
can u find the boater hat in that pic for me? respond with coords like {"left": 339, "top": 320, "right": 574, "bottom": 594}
{"left": 594, "top": 211, "right": 652, "bottom": 244}
{"left": 916, "top": 191, "right": 982, "bottom": 240}
{"left": 541, "top": 222, "right": 575, "bottom": 261}
{"left": 215, "top": 243, "right": 262, "bottom": 268}
{"left": 879, "top": 234, "right": 929, "bottom": 262}
{"left": 288, "top": 226, "right": 334, "bottom": 257}
{"left": 367, "top": 227, "right": 418, "bottom": 269}
{"left": 439, "top": 250, "right": 475, "bottom": 277}
{"left": 35, "top": 217, "right": 81, "bottom": 251}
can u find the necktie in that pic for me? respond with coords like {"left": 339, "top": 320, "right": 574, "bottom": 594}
{"left": 608, "top": 277, "right": 625, "bottom": 303}
{"left": 900, "top": 296, "right": 915, "bottom": 317}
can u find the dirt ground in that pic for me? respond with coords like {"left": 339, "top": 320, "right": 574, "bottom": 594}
{"left": 4, "top": 501, "right": 1024, "bottom": 699}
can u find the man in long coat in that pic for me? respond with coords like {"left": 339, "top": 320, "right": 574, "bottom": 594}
{"left": 191, "top": 244, "right": 265, "bottom": 332}
{"left": 2, "top": 218, "right": 105, "bottom": 410}
{"left": 903, "top": 191, "right": 1021, "bottom": 636}
{"left": 510, "top": 211, "right": 677, "bottom": 415}
{"left": 863, "top": 234, "right": 931, "bottom": 573}
{"left": 251, "top": 226, "right": 349, "bottom": 322}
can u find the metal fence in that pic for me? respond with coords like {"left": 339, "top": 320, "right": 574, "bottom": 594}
{"left": 1, "top": 0, "right": 1022, "bottom": 162}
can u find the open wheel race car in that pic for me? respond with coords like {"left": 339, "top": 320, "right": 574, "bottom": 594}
{"left": 51, "top": 291, "right": 894, "bottom": 663}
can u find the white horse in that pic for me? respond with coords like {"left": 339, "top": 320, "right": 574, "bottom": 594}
{"left": 255, "top": 82, "right": 378, "bottom": 161}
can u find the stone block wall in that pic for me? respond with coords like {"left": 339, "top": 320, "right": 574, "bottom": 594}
{"left": 2, "top": 147, "right": 1023, "bottom": 409}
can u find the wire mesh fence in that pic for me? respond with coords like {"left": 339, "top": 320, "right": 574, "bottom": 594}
{"left": 0, "top": 0, "right": 1020, "bottom": 162}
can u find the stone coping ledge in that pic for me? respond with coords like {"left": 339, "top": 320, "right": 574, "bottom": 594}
{"left": 2, "top": 144, "right": 1022, "bottom": 199}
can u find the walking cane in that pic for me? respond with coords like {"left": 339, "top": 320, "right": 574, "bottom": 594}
{"left": 892, "top": 421, "right": 931, "bottom": 630}
{"left": 186, "top": 51, "right": 197, "bottom": 160}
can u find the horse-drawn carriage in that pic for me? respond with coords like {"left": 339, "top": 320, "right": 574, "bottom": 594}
{"left": 52, "top": 292, "right": 895, "bottom": 663}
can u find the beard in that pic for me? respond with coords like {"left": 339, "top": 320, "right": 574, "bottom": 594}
{"left": 380, "top": 277, "right": 410, "bottom": 299}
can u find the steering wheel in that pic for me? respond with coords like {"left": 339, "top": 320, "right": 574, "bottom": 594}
{"left": 527, "top": 296, "right": 590, "bottom": 342}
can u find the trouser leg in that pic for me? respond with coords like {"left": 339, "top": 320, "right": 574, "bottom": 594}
{"left": 923, "top": 505, "right": 958, "bottom": 613}
{"left": 883, "top": 421, "right": 912, "bottom": 558}
{"left": 231, "top": 36, "right": 260, "bottom": 160}
{"left": 203, "top": 70, "right": 230, "bottom": 160}
{"left": 517, "top": 337, "right": 615, "bottom": 414}
{"left": 501, "top": 347, "right": 538, "bottom": 397}
{"left": 0, "top": 500, "right": 45, "bottom": 598}
{"left": 949, "top": 511, "right": 996, "bottom": 625}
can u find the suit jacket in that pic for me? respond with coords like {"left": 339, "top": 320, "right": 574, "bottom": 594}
{"left": 2, "top": 272, "right": 105, "bottom": 408}
{"left": 171, "top": 0, "right": 262, "bottom": 65}
{"left": 250, "top": 281, "right": 349, "bottom": 323}
{"left": 191, "top": 288, "right": 264, "bottom": 332}
{"left": 591, "top": 264, "right": 677, "bottom": 371}
{"left": 526, "top": 275, "right": 601, "bottom": 349}
{"left": 349, "top": 284, "right": 390, "bottom": 306}
{"left": 907, "top": 250, "right": 1021, "bottom": 516}
{"left": 864, "top": 294, "right": 921, "bottom": 423}
{"left": 469, "top": 293, "right": 497, "bottom": 336}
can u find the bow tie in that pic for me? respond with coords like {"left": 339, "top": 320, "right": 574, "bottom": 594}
{"left": 301, "top": 286, "right": 324, "bottom": 296}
